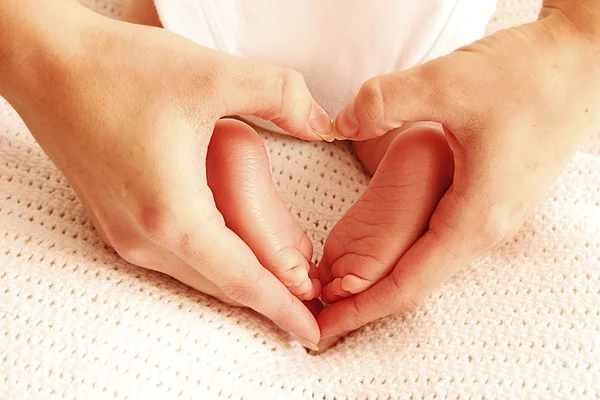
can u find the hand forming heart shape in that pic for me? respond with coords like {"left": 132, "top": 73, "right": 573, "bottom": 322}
{"left": 4, "top": 0, "right": 599, "bottom": 353}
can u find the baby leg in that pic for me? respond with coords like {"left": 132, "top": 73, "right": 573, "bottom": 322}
{"left": 207, "top": 119, "right": 321, "bottom": 301}
{"left": 320, "top": 124, "right": 453, "bottom": 303}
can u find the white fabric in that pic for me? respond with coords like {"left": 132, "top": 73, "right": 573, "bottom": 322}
{"left": 154, "top": 0, "right": 496, "bottom": 133}
{"left": 1, "top": 0, "right": 600, "bottom": 399}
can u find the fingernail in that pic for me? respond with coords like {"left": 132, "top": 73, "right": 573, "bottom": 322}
{"left": 290, "top": 334, "right": 320, "bottom": 351}
{"left": 335, "top": 101, "right": 359, "bottom": 139}
{"left": 309, "top": 100, "right": 335, "bottom": 142}
{"left": 331, "top": 118, "right": 347, "bottom": 141}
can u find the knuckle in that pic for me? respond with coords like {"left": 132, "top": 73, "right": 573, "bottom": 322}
{"left": 220, "top": 281, "right": 258, "bottom": 306}
{"left": 388, "top": 273, "right": 424, "bottom": 313}
{"left": 400, "top": 297, "right": 424, "bottom": 314}
{"left": 136, "top": 204, "right": 178, "bottom": 241}
{"left": 267, "top": 67, "right": 308, "bottom": 135}
{"left": 99, "top": 217, "right": 149, "bottom": 266}
{"left": 347, "top": 297, "right": 370, "bottom": 328}
{"left": 429, "top": 207, "right": 459, "bottom": 238}
{"left": 178, "top": 67, "right": 221, "bottom": 120}
{"left": 111, "top": 237, "right": 146, "bottom": 266}
{"left": 472, "top": 208, "right": 513, "bottom": 251}
{"left": 414, "top": 62, "right": 461, "bottom": 123}
{"left": 280, "top": 68, "right": 306, "bottom": 94}
{"left": 388, "top": 270, "right": 405, "bottom": 293}
{"left": 189, "top": 57, "right": 221, "bottom": 93}
{"left": 107, "top": 227, "right": 165, "bottom": 269}
{"left": 278, "top": 68, "right": 307, "bottom": 114}
{"left": 271, "top": 292, "right": 296, "bottom": 326}
{"left": 430, "top": 192, "right": 513, "bottom": 253}
{"left": 133, "top": 201, "right": 210, "bottom": 257}
{"left": 361, "top": 287, "right": 387, "bottom": 310}
{"left": 357, "top": 77, "right": 386, "bottom": 127}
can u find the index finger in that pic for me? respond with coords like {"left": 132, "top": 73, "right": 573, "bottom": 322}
{"left": 215, "top": 53, "right": 334, "bottom": 141}
{"left": 172, "top": 211, "right": 320, "bottom": 346}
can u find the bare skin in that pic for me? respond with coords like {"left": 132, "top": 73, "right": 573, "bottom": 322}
{"left": 0, "top": 0, "right": 335, "bottom": 348}
{"left": 319, "top": 124, "right": 454, "bottom": 303}
{"left": 80, "top": 0, "right": 600, "bottom": 353}
{"left": 5, "top": 0, "right": 598, "bottom": 352}
{"left": 122, "top": 0, "right": 322, "bottom": 302}
{"left": 318, "top": 1, "right": 600, "bottom": 349}
{"left": 121, "top": 1, "right": 455, "bottom": 304}
{"left": 207, "top": 119, "right": 322, "bottom": 301}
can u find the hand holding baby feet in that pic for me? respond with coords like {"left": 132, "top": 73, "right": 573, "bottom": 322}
{"left": 318, "top": 7, "right": 600, "bottom": 348}
{"left": 1, "top": 10, "right": 337, "bottom": 346}
{"left": 207, "top": 119, "right": 321, "bottom": 301}
{"left": 319, "top": 123, "right": 453, "bottom": 304}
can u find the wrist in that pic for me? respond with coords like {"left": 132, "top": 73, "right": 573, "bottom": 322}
{"left": 0, "top": 1, "right": 94, "bottom": 103}
{"left": 541, "top": 1, "right": 600, "bottom": 44}
{"left": 537, "top": 1, "right": 600, "bottom": 85}
{"left": 536, "top": 1, "right": 600, "bottom": 141}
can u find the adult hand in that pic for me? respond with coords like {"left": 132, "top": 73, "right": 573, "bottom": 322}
{"left": 1, "top": 1, "right": 334, "bottom": 347}
{"left": 318, "top": 1, "right": 600, "bottom": 348}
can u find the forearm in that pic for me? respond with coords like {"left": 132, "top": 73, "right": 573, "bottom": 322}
{"left": 0, "top": 0, "right": 88, "bottom": 102}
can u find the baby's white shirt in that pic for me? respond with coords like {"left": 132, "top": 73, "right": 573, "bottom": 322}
{"left": 154, "top": 0, "right": 497, "bottom": 132}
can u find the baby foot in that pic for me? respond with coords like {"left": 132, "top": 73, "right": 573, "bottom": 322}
{"left": 207, "top": 119, "right": 321, "bottom": 301}
{"left": 320, "top": 123, "right": 454, "bottom": 303}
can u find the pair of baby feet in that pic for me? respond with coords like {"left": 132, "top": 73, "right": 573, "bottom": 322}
{"left": 207, "top": 119, "right": 454, "bottom": 304}
{"left": 122, "top": 0, "right": 455, "bottom": 308}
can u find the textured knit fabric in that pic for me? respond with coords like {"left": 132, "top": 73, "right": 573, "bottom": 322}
{"left": 1, "top": 1, "right": 600, "bottom": 399}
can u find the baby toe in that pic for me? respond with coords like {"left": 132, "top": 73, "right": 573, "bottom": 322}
{"left": 340, "top": 274, "right": 373, "bottom": 294}
{"left": 207, "top": 119, "right": 318, "bottom": 300}
{"left": 279, "top": 262, "right": 310, "bottom": 288}
{"left": 292, "top": 278, "right": 322, "bottom": 301}
{"left": 320, "top": 124, "right": 454, "bottom": 299}
{"left": 274, "top": 251, "right": 322, "bottom": 300}
{"left": 322, "top": 277, "right": 353, "bottom": 304}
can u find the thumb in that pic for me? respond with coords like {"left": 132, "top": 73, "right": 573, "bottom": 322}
{"left": 317, "top": 187, "right": 480, "bottom": 344}
{"left": 216, "top": 55, "right": 334, "bottom": 141}
{"left": 334, "top": 64, "right": 447, "bottom": 141}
